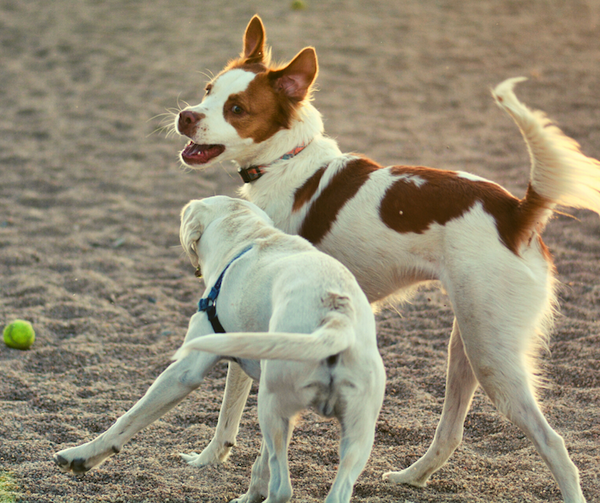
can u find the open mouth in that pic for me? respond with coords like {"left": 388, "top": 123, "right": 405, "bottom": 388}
{"left": 180, "top": 142, "right": 225, "bottom": 165}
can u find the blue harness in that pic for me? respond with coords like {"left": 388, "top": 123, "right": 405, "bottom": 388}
{"left": 197, "top": 246, "right": 252, "bottom": 333}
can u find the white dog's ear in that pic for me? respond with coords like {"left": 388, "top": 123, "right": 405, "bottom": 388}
{"left": 180, "top": 200, "right": 205, "bottom": 268}
{"left": 269, "top": 47, "right": 318, "bottom": 102}
{"left": 242, "top": 15, "right": 266, "bottom": 64}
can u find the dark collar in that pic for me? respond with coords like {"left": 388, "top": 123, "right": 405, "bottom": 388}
{"left": 238, "top": 141, "right": 311, "bottom": 184}
{"left": 197, "top": 246, "right": 252, "bottom": 333}
{"left": 238, "top": 165, "right": 265, "bottom": 183}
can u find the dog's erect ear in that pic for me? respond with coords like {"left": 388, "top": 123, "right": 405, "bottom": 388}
{"left": 242, "top": 15, "right": 266, "bottom": 64}
{"left": 269, "top": 48, "right": 318, "bottom": 102}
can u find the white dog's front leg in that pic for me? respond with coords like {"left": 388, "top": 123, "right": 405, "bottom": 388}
{"left": 54, "top": 313, "right": 219, "bottom": 474}
{"left": 181, "top": 361, "right": 253, "bottom": 467}
{"left": 54, "top": 350, "right": 219, "bottom": 474}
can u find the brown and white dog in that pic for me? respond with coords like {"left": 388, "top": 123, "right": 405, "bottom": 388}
{"left": 174, "top": 16, "right": 600, "bottom": 502}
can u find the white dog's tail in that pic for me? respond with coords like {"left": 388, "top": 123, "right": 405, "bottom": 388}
{"left": 492, "top": 77, "right": 600, "bottom": 231}
{"left": 173, "top": 309, "right": 355, "bottom": 363}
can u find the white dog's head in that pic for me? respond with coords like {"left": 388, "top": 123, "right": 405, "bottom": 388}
{"left": 175, "top": 15, "right": 319, "bottom": 169}
{"left": 180, "top": 196, "right": 274, "bottom": 268}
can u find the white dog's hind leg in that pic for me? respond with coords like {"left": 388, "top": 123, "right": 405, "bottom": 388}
{"left": 258, "top": 390, "right": 296, "bottom": 503}
{"left": 326, "top": 386, "right": 384, "bottom": 503}
{"left": 384, "top": 320, "right": 478, "bottom": 486}
{"left": 181, "top": 361, "right": 253, "bottom": 467}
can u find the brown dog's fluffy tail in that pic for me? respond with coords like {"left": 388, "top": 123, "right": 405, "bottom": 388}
{"left": 493, "top": 77, "right": 600, "bottom": 234}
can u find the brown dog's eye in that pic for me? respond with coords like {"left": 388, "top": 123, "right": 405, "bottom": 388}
{"left": 231, "top": 105, "right": 244, "bottom": 115}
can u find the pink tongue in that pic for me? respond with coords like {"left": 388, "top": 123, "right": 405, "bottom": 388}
{"left": 182, "top": 143, "right": 225, "bottom": 164}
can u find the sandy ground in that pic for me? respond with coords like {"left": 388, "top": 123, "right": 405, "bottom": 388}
{"left": 1, "top": 0, "right": 599, "bottom": 501}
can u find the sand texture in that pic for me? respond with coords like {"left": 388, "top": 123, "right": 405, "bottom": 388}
{"left": 1, "top": 0, "right": 599, "bottom": 501}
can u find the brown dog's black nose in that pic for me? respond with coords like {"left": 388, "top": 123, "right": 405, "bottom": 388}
{"left": 178, "top": 110, "right": 204, "bottom": 137}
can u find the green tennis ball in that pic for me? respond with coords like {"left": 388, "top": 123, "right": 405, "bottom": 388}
{"left": 3, "top": 320, "right": 36, "bottom": 350}
{"left": 291, "top": 0, "right": 307, "bottom": 10}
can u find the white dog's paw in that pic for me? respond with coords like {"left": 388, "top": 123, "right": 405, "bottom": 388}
{"left": 229, "top": 492, "right": 265, "bottom": 503}
{"left": 180, "top": 451, "right": 205, "bottom": 467}
{"left": 54, "top": 442, "right": 118, "bottom": 474}
{"left": 382, "top": 469, "right": 428, "bottom": 488}
{"left": 180, "top": 439, "right": 234, "bottom": 468}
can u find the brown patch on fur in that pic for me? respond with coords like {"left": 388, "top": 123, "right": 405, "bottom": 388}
{"left": 223, "top": 72, "right": 296, "bottom": 143}
{"left": 380, "top": 167, "right": 552, "bottom": 256}
{"left": 491, "top": 184, "right": 552, "bottom": 255}
{"left": 299, "top": 158, "right": 379, "bottom": 245}
{"left": 222, "top": 48, "right": 319, "bottom": 144}
{"left": 380, "top": 166, "right": 474, "bottom": 235}
{"left": 293, "top": 166, "right": 327, "bottom": 212}
{"left": 537, "top": 235, "right": 554, "bottom": 263}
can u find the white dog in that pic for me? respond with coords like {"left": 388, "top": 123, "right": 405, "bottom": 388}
{"left": 55, "top": 196, "right": 386, "bottom": 503}
{"left": 172, "top": 15, "right": 600, "bottom": 503}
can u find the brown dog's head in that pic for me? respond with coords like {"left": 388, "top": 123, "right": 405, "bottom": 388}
{"left": 176, "top": 15, "right": 319, "bottom": 170}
